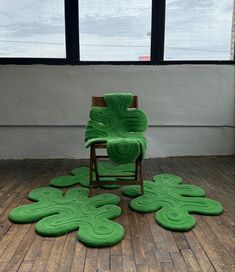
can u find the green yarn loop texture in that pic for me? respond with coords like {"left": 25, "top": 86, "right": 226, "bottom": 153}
{"left": 85, "top": 93, "right": 148, "bottom": 164}
{"left": 9, "top": 187, "right": 125, "bottom": 247}
{"left": 50, "top": 162, "right": 135, "bottom": 189}
{"left": 122, "top": 174, "right": 223, "bottom": 231}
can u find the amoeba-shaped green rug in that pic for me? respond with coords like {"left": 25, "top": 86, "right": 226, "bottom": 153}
{"left": 85, "top": 93, "right": 148, "bottom": 164}
{"left": 122, "top": 174, "right": 223, "bottom": 231}
{"left": 50, "top": 162, "right": 135, "bottom": 189}
{"left": 9, "top": 187, "right": 125, "bottom": 247}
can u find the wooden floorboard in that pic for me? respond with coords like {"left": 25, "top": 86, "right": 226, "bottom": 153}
{"left": 0, "top": 156, "right": 234, "bottom": 272}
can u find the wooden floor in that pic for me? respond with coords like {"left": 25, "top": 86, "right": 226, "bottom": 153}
{"left": 0, "top": 156, "right": 234, "bottom": 272}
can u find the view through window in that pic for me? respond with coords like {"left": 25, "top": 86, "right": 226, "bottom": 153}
{"left": 0, "top": 0, "right": 234, "bottom": 61}
{"left": 79, "top": 0, "right": 152, "bottom": 61}
{"left": 0, "top": 0, "right": 66, "bottom": 58}
{"left": 164, "top": 0, "right": 234, "bottom": 60}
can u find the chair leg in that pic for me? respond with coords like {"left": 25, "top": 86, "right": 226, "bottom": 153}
{"left": 89, "top": 146, "right": 94, "bottom": 197}
{"left": 139, "top": 160, "right": 144, "bottom": 195}
{"left": 90, "top": 145, "right": 144, "bottom": 196}
{"left": 93, "top": 146, "right": 99, "bottom": 182}
{"left": 135, "top": 159, "right": 139, "bottom": 181}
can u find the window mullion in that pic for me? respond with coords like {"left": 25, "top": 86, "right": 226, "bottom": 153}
{"left": 65, "top": 0, "right": 79, "bottom": 64}
{"left": 151, "top": 0, "right": 166, "bottom": 64}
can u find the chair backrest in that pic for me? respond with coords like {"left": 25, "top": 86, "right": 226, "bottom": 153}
{"left": 92, "top": 95, "right": 138, "bottom": 108}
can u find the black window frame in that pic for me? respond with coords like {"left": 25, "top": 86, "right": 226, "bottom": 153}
{"left": 0, "top": 0, "right": 234, "bottom": 65}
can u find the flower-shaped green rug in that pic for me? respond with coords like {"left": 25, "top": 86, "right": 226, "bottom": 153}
{"left": 122, "top": 174, "right": 223, "bottom": 231}
{"left": 9, "top": 187, "right": 124, "bottom": 247}
{"left": 9, "top": 170, "right": 224, "bottom": 247}
{"left": 50, "top": 162, "right": 135, "bottom": 189}
{"left": 85, "top": 93, "right": 148, "bottom": 164}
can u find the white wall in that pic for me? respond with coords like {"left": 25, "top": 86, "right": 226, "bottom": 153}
{"left": 0, "top": 65, "right": 234, "bottom": 159}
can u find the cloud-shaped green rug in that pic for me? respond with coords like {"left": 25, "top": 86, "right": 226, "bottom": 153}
{"left": 85, "top": 93, "right": 148, "bottom": 164}
{"left": 50, "top": 162, "right": 135, "bottom": 189}
{"left": 9, "top": 187, "right": 125, "bottom": 247}
{"left": 122, "top": 174, "right": 223, "bottom": 231}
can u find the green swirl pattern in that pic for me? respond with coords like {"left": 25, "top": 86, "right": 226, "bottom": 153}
{"left": 50, "top": 162, "right": 135, "bottom": 189}
{"left": 85, "top": 93, "right": 148, "bottom": 164}
{"left": 122, "top": 174, "right": 223, "bottom": 231}
{"left": 9, "top": 187, "right": 124, "bottom": 247}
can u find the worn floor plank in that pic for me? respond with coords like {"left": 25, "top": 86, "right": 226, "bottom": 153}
{"left": 0, "top": 156, "right": 234, "bottom": 272}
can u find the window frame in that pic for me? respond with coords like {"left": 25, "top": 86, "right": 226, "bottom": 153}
{"left": 0, "top": 0, "right": 234, "bottom": 65}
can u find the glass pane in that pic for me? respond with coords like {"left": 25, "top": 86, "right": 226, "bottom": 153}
{"left": 79, "top": 0, "right": 152, "bottom": 61}
{"left": 0, "top": 0, "right": 66, "bottom": 58}
{"left": 164, "top": 0, "right": 234, "bottom": 60}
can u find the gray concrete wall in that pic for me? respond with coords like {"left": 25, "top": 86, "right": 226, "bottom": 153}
{"left": 0, "top": 65, "right": 234, "bottom": 159}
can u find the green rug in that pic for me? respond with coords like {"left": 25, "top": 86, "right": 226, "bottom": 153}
{"left": 50, "top": 162, "right": 135, "bottom": 189}
{"left": 122, "top": 174, "right": 223, "bottom": 231}
{"left": 85, "top": 93, "right": 148, "bottom": 164}
{"left": 9, "top": 187, "right": 125, "bottom": 247}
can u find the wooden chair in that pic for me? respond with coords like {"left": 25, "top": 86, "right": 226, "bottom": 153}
{"left": 89, "top": 95, "right": 144, "bottom": 196}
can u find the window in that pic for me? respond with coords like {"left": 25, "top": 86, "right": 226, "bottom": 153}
{"left": 79, "top": 0, "right": 152, "bottom": 61}
{"left": 164, "top": 0, "right": 234, "bottom": 60}
{"left": 0, "top": 0, "right": 234, "bottom": 64}
{"left": 0, "top": 0, "right": 66, "bottom": 58}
